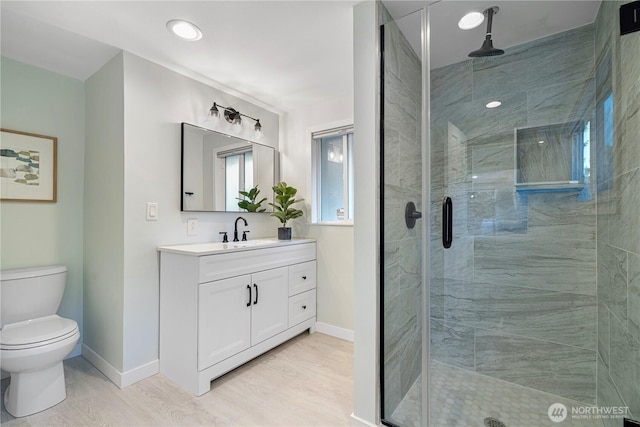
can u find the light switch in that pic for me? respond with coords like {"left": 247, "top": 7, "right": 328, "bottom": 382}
{"left": 146, "top": 202, "right": 158, "bottom": 221}
{"left": 187, "top": 218, "right": 198, "bottom": 236}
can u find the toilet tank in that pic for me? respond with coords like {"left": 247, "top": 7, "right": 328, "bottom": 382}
{"left": 0, "top": 265, "right": 67, "bottom": 328}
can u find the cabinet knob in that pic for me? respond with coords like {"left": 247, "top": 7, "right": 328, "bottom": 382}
{"left": 302, "top": 305, "right": 307, "bottom": 310}
{"left": 302, "top": 276, "right": 307, "bottom": 280}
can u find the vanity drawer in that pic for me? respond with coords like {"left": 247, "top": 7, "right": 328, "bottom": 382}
{"left": 288, "top": 290, "right": 316, "bottom": 328}
{"left": 288, "top": 261, "right": 316, "bottom": 296}
{"left": 199, "top": 243, "right": 316, "bottom": 283}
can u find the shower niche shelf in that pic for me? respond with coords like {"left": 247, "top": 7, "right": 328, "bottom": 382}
{"left": 514, "top": 181, "right": 585, "bottom": 192}
{"left": 514, "top": 121, "right": 589, "bottom": 193}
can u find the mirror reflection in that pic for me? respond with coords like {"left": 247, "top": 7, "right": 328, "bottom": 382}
{"left": 181, "top": 123, "right": 276, "bottom": 212}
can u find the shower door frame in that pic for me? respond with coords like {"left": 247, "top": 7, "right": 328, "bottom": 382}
{"left": 421, "top": 6, "right": 430, "bottom": 426}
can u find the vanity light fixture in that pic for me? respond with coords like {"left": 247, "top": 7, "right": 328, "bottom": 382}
{"left": 166, "top": 19, "right": 203, "bottom": 41}
{"left": 208, "top": 102, "right": 263, "bottom": 135}
{"left": 458, "top": 11, "right": 485, "bottom": 30}
{"left": 485, "top": 100, "right": 502, "bottom": 108}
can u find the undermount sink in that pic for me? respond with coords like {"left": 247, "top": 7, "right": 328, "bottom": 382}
{"left": 222, "top": 239, "right": 272, "bottom": 249}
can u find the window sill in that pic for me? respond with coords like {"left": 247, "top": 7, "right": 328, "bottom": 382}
{"left": 310, "top": 221, "right": 354, "bottom": 227}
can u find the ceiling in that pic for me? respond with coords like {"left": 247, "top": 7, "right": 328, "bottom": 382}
{"left": 0, "top": 1, "right": 358, "bottom": 113}
{"left": 1, "top": 1, "right": 602, "bottom": 113}
{"left": 384, "top": 0, "right": 602, "bottom": 69}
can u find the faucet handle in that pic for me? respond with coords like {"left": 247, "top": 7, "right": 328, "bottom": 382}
{"left": 219, "top": 231, "right": 229, "bottom": 243}
{"left": 242, "top": 231, "right": 250, "bottom": 241}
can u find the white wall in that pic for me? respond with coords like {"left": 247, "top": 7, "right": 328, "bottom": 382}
{"left": 352, "top": 1, "right": 380, "bottom": 425}
{"left": 84, "top": 52, "right": 126, "bottom": 371}
{"left": 281, "top": 95, "right": 355, "bottom": 334}
{"left": 83, "top": 51, "right": 283, "bottom": 380}
{"left": 120, "top": 52, "right": 281, "bottom": 372}
{"left": 1, "top": 56, "right": 85, "bottom": 358}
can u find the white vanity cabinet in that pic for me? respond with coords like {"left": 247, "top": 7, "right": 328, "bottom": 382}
{"left": 158, "top": 239, "right": 316, "bottom": 396}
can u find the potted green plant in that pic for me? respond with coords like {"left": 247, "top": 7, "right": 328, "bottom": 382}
{"left": 269, "top": 181, "right": 304, "bottom": 240}
{"left": 237, "top": 185, "right": 267, "bottom": 212}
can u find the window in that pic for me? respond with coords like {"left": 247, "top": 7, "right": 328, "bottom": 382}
{"left": 220, "top": 148, "right": 253, "bottom": 211}
{"left": 312, "top": 126, "right": 354, "bottom": 223}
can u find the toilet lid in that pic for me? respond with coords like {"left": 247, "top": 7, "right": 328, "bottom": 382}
{"left": 1, "top": 315, "right": 78, "bottom": 349}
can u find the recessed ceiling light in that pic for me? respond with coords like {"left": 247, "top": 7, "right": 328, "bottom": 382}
{"left": 486, "top": 101, "right": 502, "bottom": 108}
{"left": 458, "top": 11, "right": 485, "bottom": 30}
{"left": 166, "top": 19, "right": 202, "bottom": 41}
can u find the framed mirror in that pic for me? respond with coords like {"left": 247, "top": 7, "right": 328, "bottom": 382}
{"left": 181, "top": 123, "right": 277, "bottom": 212}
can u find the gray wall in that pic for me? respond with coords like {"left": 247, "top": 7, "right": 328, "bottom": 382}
{"left": 594, "top": 1, "right": 640, "bottom": 424}
{"left": 381, "top": 9, "right": 423, "bottom": 414}
{"left": 430, "top": 24, "right": 598, "bottom": 403}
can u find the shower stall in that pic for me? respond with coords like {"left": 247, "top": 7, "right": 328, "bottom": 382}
{"left": 380, "top": 1, "right": 640, "bottom": 426}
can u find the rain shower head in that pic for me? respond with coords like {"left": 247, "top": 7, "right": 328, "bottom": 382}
{"left": 468, "top": 6, "right": 504, "bottom": 57}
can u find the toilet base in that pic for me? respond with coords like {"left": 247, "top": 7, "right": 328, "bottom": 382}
{"left": 4, "top": 361, "right": 67, "bottom": 417}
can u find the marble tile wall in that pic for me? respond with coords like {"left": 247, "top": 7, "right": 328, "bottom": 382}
{"left": 381, "top": 10, "right": 423, "bottom": 416}
{"left": 594, "top": 1, "right": 640, "bottom": 424}
{"left": 516, "top": 123, "right": 577, "bottom": 183}
{"left": 430, "top": 24, "right": 599, "bottom": 403}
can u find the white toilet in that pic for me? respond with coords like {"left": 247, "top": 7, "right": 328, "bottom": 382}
{"left": 0, "top": 265, "right": 80, "bottom": 417}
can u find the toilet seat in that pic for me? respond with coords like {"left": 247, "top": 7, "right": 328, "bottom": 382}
{"left": 1, "top": 315, "right": 79, "bottom": 351}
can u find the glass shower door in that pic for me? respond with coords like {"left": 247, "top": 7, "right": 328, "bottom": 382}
{"left": 380, "top": 8, "right": 425, "bottom": 427}
{"left": 428, "top": 1, "right": 602, "bottom": 426}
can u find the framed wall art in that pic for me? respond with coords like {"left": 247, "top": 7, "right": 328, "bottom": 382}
{"left": 0, "top": 128, "right": 57, "bottom": 202}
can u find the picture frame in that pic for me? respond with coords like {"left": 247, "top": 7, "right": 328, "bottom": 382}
{"left": 1, "top": 128, "right": 57, "bottom": 202}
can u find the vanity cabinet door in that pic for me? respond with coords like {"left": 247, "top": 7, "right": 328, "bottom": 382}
{"left": 250, "top": 267, "right": 289, "bottom": 345}
{"left": 198, "top": 275, "right": 252, "bottom": 370}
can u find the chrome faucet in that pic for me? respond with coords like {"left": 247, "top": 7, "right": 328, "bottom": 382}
{"left": 233, "top": 216, "right": 248, "bottom": 242}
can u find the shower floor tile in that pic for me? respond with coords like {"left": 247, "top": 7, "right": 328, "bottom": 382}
{"left": 390, "top": 361, "right": 606, "bottom": 427}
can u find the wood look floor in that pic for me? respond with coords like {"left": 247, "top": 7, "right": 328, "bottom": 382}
{"left": 1, "top": 332, "right": 353, "bottom": 427}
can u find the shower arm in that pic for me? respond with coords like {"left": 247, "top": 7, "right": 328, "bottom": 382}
{"left": 485, "top": 7, "right": 496, "bottom": 39}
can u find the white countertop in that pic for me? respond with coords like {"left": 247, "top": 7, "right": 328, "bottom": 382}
{"left": 158, "top": 237, "right": 315, "bottom": 256}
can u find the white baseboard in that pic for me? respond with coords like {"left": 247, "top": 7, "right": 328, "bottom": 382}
{"left": 82, "top": 344, "right": 158, "bottom": 389}
{"left": 315, "top": 322, "right": 354, "bottom": 342}
{"left": 121, "top": 359, "right": 159, "bottom": 388}
{"left": 81, "top": 344, "right": 122, "bottom": 387}
{"left": 350, "top": 413, "right": 379, "bottom": 427}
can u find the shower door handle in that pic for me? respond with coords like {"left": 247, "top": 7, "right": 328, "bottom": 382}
{"left": 443, "top": 197, "right": 452, "bottom": 249}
